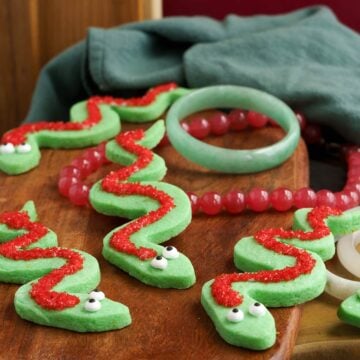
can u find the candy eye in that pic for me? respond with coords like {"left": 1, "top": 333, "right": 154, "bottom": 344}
{"left": 162, "top": 246, "right": 179, "bottom": 259}
{"left": 84, "top": 298, "right": 102, "bottom": 312}
{"left": 226, "top": 308, "right": 244, "bottom": 322}
{"left": 0, "top": 143, "right": 15, "bottom": 154}
{"left": 89, "top": 289, "right": 105, "bottom": 301}
{"left": 16, "top": 143, "right": 32, "bottom": 153}
{"left": 248, "top": 302, "right": 267, "bottom": 317}
{"left": 150, "top": 255, "right": 168, "bottom": 270}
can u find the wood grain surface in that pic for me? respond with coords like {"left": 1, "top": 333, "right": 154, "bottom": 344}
{"left": 293, "top": 250, "right": 360, "bottom": 359}
{"left": 0, "top": 0, "right": 160, "bottom": 135}
{"left": 0, "top": 124, "right": 308, "bottom": 360}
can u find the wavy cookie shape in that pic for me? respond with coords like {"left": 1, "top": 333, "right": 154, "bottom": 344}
{"left": 90, "top": 121, "right": 196, "bottom": 289}
{"left": 0, "top": 201, "right": 131, "bottom": 332}
{"left": 0, "top": 83, "right": 189, "bottom": 175}
{"left": 201, "top": 206, "right": 360, "bottom": 350}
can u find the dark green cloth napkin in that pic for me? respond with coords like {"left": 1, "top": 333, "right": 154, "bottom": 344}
{"left": 25, "top": 6, "right": 360, "bottom": 143}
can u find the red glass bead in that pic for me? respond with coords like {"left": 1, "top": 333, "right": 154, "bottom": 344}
{"left": 83, "top": 148, "right": 103, "bottom": 168}
{"left": 350, "top": 158, "right": 360, "bottom": 168}
{"left": 246, "top": 188, "right": 270, "bottom": 212}
{"left": 187, "top": 192, "right": 200, "bottom": 214}
{"left": 228, "top": 109, "right": 248, "bottom": 131}
{"left": 295, "top": 112, "right": 307, "bottom": 131}
{"left": 293, "top": 187, "right": 317, "bottom": 208}
{"left": 68, "top": 183, "right": 90, "bottom": 206}
{"left": 342, "top": 145, "right": 360, "bottom": 161}
{"left": 316, "top": 190, "right": 336, "bottom": 207}
{"left": 247, "top": 111, "right": 268, "bottom": 128}
{"left": 334, "top": 192, "right": 352, "bottom": 210}
{"left": 348, "top": 166, "right": 360, "bottom": 178}
{"left": 208, "top": 112, "right": 230, "bottom": 136}
{"left": 270, "top": 188, "right": 293, "bottom": 211}
{"left": 199, "top": 192, "right": 223, "bottom": 215}
{"left": 345, "top": 183, "right": 360, "bottom": 196}
{"left": 58, "top": 177, "right": 80, "bottom": 197}
{"left": 96, "top": 144, "right": 111, "bottom": 165}
{"left": 158, "top": 134, "right": 170, "bottom": 147}
{"left": 302, "top": 124, "right": 323, "bottom": 144}
{"left": 343, "top": 189, "right": 359, "bottom": 207}
{"left": 223, "top": 190, "right": 245, "bottom": 214}
{"left": 268, "top": 118, "right": 280, "bottom": 127}
{"left": 59, "top": 166, "right": 82, "bottom": 179}
{"left": 181, "top": 121, "right": 190, "bottom": 132}
{"left": 71, "top": 157, "right": 93, "bottom": 177}
{"left": 188, "top": 117, "right": 210, "bottom": 139}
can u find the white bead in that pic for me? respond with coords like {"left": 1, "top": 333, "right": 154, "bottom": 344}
{"left": 84, "top": 299, "right": 102, "bottom": 312}
{"left": 226, "top": 308, "right": 244, "bottom": 322}
{"left": 16, "top": 143, "right": 32, "bottom": 153}
{"left": 150, "top": 255, "right": 168, "bottom": 270}
{"left": 248, "top": 302, "right": 267, "bottom": 317}
{"left": 162, "top": 246, "right": 179, "bottom": 259}
{"left": 89, "top": 290, "right": 105, "bottom": 301}
{"left": 0, "top": 143, "right": 15, "bottom": 154}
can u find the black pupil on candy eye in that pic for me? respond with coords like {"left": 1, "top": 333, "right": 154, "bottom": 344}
{"left": 166, "top": 246, "right": 173, "bottom": 251}
{"left": 89, "top": 299, "right": 95, "bottom": 303}
{"left": 156, "top": 256, "right": 162, "bottom": 260}
{"left": 254, "top": 302, "right": 260, "bottom": 307}
{"left": 94, "top": 289, "right": 99, "bottom": 292}
{"left": 232, "top": 308, "right": 239, "bottom": 313}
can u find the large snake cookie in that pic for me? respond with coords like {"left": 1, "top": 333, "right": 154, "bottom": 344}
{"left": 0, "top": 83, "right": 189, "bottom": 175}
{"left": 90, "top": 120, "right": 195, "bottom": 288}
{"left": 201, "top": 206, "right": 360, "bottom": 350}
{"left": 0, "top": 201, "right": 131, "bottom": 332}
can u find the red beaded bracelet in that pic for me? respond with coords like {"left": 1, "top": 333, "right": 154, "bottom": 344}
{"left": 58, "top": 110, "right": 360, "bottom": 214}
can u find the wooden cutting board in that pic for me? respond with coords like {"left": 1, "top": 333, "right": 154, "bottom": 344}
{"left": 0, "top": 120, "right": 308, "bottom": 360}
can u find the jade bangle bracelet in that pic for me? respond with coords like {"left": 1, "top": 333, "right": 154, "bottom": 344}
{"left": 166, "top": 86, "right": 300, "bottom": 174}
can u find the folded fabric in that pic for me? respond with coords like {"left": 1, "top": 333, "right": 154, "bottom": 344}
{"left": 25, "top": 6, "right": 360, "bottom": 143}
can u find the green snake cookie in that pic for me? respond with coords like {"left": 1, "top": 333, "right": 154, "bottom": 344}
{"left": 0, "top": 83, "right": 189, "bottom": 175}
{"left": 89, "top": 120, "right": 196, "bottom": 289}
{"left": 201, "top": 206, "right": 360, "bottom": 350}
{"left": 0, "top": 201, "right": 131, "bottom": 332}
{"left": 338, "top": 289, "right": 360, "bottom": 327}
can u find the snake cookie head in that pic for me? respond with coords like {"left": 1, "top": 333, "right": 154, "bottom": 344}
{"left": 0, "top": 137, "right": 40, "bottom": 175}
{"left": 90, "top": 120, "right": 196, "bottom": 289}
{"left": 0, "top": 201, "right": 131, "bottom": 332}
{"left": 202, "top": 279, "right": 275, "bottom": 350}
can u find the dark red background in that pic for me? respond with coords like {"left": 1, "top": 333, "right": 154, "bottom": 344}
{"left": 164, "top": 1, "right": 360, "bottom": 32}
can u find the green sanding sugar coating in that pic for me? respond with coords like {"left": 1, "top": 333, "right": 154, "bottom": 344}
{"left": 0, "top": 201, "right": 131, "bottom": 332}
{"left": 89, "top": 121, "right": 196, "bottom": 289}
{"left": 201, "top": 207, "right": 360, "bottom": 351}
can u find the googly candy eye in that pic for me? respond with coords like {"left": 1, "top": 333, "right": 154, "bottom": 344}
{"left": 226, "top": 308, "right": 244, "bottom": 322}
{"left": 88, "top": 289, "right": 105, "bottom": 301}
{"left": 0, "top": 143, "right": 15, "bottom": 154}
{"left": 248, "top": 302, "right": 267, "bottom": 317}
{"left": 150, "top": 255, "right": 168, "bottom": 270}
{"left": 162, "top": 246, "right": 179, "bottom": 259}
{"left": 84, "top": 298, "right": 102, "bottom": 312}
{"left": 16, "top": 143, "right": 32, "bottom": 153}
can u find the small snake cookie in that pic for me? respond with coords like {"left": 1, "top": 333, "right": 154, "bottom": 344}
{"left": 0, "top": 83, "right": 189, "bottom": 175}
{"left": 201, "top": 206, "right": 360, "bottom": 350}
{"left": 90, "top": 120, "right": 196, "bottom": 289}
{"left": 0, "top": 201, "right": 131, "bottom": 332}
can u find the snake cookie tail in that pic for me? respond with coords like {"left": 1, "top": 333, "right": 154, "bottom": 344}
{"left": 0, "top": 202, "right": 131, "bottom": 332}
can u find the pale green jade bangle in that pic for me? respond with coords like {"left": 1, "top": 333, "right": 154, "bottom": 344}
{"left": 166, "top": 86, "right": 300, "bottom": 173}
